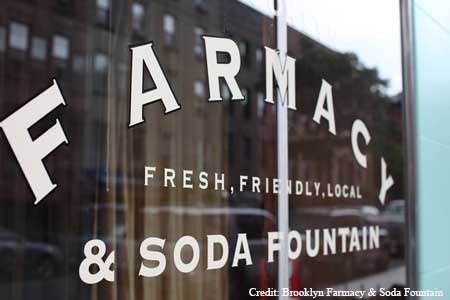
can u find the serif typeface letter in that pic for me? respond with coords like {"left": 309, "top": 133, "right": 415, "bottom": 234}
{"left": 0, "top": 80, "right": 69, "bottom": 205}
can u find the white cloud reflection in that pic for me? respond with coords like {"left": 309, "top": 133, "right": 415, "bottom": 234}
{"left": 240, "top": 0, "right": 403, "bottom": 96}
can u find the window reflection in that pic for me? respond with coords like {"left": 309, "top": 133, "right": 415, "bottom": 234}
{"left": 96, "top": 0, "right": 111, "bottom": 26}
{"left": 0, "top": 0, "right": 406, "bottom": 299}
{"left": 31, "top": 37, "right": 47, "bottom": 61}
{"left": 0, "top": 26, "right": 5, "bottom": 52}
{"left": 9, "top": 22, "right": 29, "bottom": 51}
{"left": 286, "top": 3, "right": 406, "bottom": 291}
{"left": 194, "top": 26, "right": 205, "bottom": 59}
{"left": 52, "top": 35, "right": 70, "bottom": 61}
{"left": 132, "top": 2, "right": 145, "bottom": 33}
{"left": 163, "top": 14, "right": 176, "bottom": 48}
{"left": 194, "top": 80, "right": 205, "bottom": 97}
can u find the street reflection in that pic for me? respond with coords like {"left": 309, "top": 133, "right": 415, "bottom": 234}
{"left": 0, "top": 0, "right": 405, "bottom": 299}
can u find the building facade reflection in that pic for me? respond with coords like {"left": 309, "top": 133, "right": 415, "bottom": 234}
{"left": 0, "top": 0, "right": 406, "bottom": 299}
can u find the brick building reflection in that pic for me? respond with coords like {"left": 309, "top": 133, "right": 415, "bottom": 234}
{"left": 0, "top": 0, "right": 404, "bottom": 299}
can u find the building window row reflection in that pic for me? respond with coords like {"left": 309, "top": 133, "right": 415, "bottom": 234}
{"left": 3, "top": 21, "right": 70, "bottom": 64}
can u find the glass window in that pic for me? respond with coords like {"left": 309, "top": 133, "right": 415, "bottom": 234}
{"left": 241, "top": 88, "right": 248, "bottom": 101}
{"left": 194, "top": 26, "right": 204, "bottom": 59}
{"left": 239, "top": 41, "right": 247, "bottom": 60}
{"left": 31, "top": 36, "right": 47, "bottom": 61}
{"left": 193, "top": 0, "right": 207, "bottom": 11}
{"left": 94, "top": 53, "right": 108, "bottom": 73}
{"left": 0, "top": 1, "right": 410, "bottom": 299}
{"left": 255, "top": 48, "right": 262, "bottom": 65}
{"left": 52, "top": 35, "right": 69, "bottom": 60}
{"left": 0, "top": 26, "right": 5, "bottom": 52}
{"left": 285, "top": 0, "right": 406, "bottom": 291}
{"left": 241, "top": 88, "right": 251, "bottom": 118}
{"left": 222, "top": 84, "right": 231, "bottom": 100}
{"left": 9, "top": 22, "right": 28, "bottom": 51}
{"left": 238, "top": 40, "right": 251, "bottom": 67}
{"left": 256, "top": 91, "right": 264, "bottom": 118}
{"left": 72, "top": 55, "right": 85, "bottom": 73}
{"left": 96, "top": 0, "right": 109, "bottom": 9}
{"left": 132, "top": 2, "right": 145, "bottom": 32}
{"left": 93, "top": 53, "right": 109, "bottom": 94}
{"left": 163, "top": 14, "right": 176, "bottom": 47}
{"left": 96, "top": 0, "right": 110, "bottom": 25}
{"left": 194, "top": 80, "right": 205, "bottom": 97}
{"left": 0, "top": 1, "right": 278, "bottom": 299}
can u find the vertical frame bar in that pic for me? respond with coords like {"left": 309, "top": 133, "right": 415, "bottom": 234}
{"left": 275, "top": 0, "right": 289, "bottom": 298}
{"left": 400, "top": 0, "right": 418, "bottom": 293}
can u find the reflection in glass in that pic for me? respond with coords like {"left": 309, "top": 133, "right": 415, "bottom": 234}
{"left": 52, "top": 35, "right": 70, "bottom": 61}
{"left": 0, "top": 0, "right": 406, "bottom": 299}
{"left": 31, "top": 37, "right": 47, "bottom": 62}
{"left": 9, "top": 22, "right": 29, "bottom": 51}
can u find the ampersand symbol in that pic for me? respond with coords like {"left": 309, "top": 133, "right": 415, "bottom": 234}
{"left": 368, "top": 288, "right": 377, "bottom": 297}
{"left": 79, "top": 239, "right": 115, "bottom": 284}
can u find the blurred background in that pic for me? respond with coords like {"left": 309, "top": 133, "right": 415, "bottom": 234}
{"left": 0, "top": 0, "right": 430, "bottom": 299}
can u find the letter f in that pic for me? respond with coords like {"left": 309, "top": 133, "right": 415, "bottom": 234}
{"left": 0, "top": 80, "right": 69, "bottom": 204}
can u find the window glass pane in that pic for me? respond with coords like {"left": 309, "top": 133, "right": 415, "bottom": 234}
{"left": 132, "top": 2, "right": 144, "bottom": 18}
{"left": 285, "top": 0, "right": 407, "bottom": 291}
{"left": 97, "top": 0, "right": 110, "bottom": 9}
{"left": 238, "top": 40, "right": 247, "bottom": 58}
{"left": 132, "top": 2, "right": 144, "bottom": 31}
{"left": 0, "top": 1, "right": 279, "bottom": 299}
{"left": 93, "top": 53, "right": 109, "bottom": 94}
{"left": 194, "top": 80, "right": 205, "bottom": 97}
{"left": 222, "top": 84, "right": 231, "bottom": 100}
{"left": 9, "top": 22, "right": 28, "bottom": 51}
{"left": 163, "top": 15, "right": 176, "bottom": 47}
{"left": 31, "top": 36, "right": 47, "bottom": 61}
{"left": 256, "top": 91, "right": 264, "bottom": 118}
{"left": 96, "top": 0, "right": 110, "bottom": 25}
{"left": 0, "top": 27, "right": 5, "bottom": 51}
{"left": 163, "top": 15, "right": 175, "bottom": 34}
{"left": 241, "top": 88, "right": 248, "bottom": 102}
{"left": 52, "top": 35, "right": 69, "bottom": 60}
{"left": 72, "top": 55, "right": 85, "bottom": 73}
{"left": 194, "top": 26, "right": 204, "bottom": 58}
{"left": 94, "top": 53, "right": 108, "bottom": 73}
{"left": 255, "top": 47, "right": 262, "bottom": 64}
{"left": 193, "top": 0, "right": 208, "bottom": 13}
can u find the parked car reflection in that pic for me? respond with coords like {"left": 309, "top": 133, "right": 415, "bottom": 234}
{"left": 291, "top": 206, "right": 391, "bottom": 289}
{"left": 0, "top": 228, "right": 63, "bottom": 281}
{"left": 378, "top": 200, "right": 405, "bottom": 258}
{"left": 141, "top": 205, "right": 277, "bottom": 299}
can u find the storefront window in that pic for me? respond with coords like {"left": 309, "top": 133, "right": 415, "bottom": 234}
{"left": 284, "top": 0, "right": 406, "bottom": 292}
{"left": 0, "top": 0, "right": 408, "bottom": 299}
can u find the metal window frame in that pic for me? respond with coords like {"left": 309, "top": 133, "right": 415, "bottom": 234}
{"left": 275, "top": 0, "right": 289, "bottom": 298}
{"left": 276, "top": 0, "right": 417, "bottom": 296}
{"left": 400, "top": 0, "right": 418, "bottom": 293}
